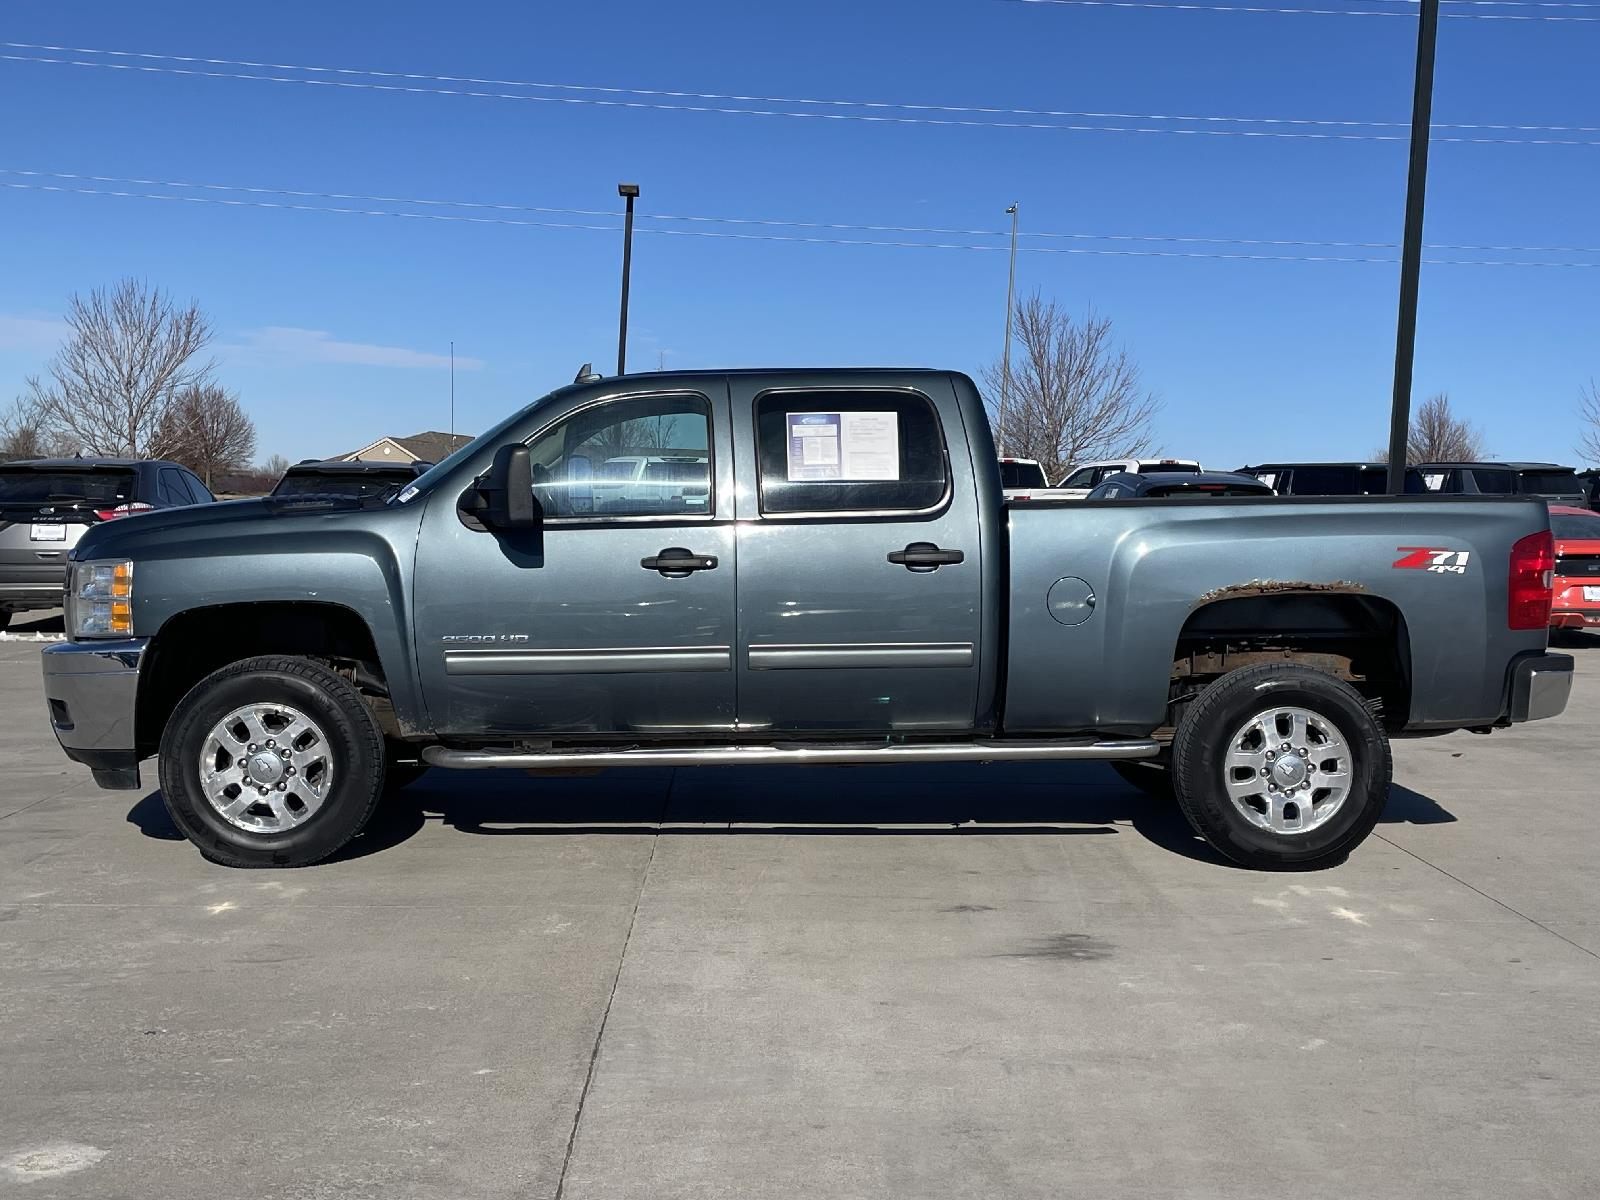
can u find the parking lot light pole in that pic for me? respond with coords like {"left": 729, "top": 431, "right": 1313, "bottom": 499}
{"left": 999, "top": 203, "right": 1018, "bottom": 456}
{"left": 1386, "top": 0, "right": 1441, "bottom": 493}
{"left": 617, "top": 183, "right": 640, "bottom": 376}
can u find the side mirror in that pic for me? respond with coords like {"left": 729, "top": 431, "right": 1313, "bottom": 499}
{"left": 461, "top": 444, "right": 539, "bottom": 530}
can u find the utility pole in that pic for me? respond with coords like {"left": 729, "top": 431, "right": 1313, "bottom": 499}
{"left": 449, "top": 340, "right": 455, "bottom": 438}
{"left": 999, "top": 203, "right": 1019, "bottom": 456}
{"left": 617, "top": 182, "right": 640, "bottom": 375}
{"left": 1386, "top": 0, "right": 1441, "bottom": 492}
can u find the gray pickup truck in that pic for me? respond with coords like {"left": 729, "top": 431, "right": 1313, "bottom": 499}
{"left": 41, "top": 368, "right": 1572, "bottom": 870}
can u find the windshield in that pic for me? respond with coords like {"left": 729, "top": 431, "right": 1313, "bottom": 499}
{"left": 272, "top": 471, "right": 411, "bottom": 500}
{"left": 0, "top": 467, "right": 135, "bottom": 505}
{"left": 998, "top": 461, "right": 1048, "bottom": 489}
{"left": 1552, "top": 512, "right": 1600, "bottom": 540}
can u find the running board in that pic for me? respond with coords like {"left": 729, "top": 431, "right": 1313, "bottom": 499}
{"left": 421, "top": 738, "right": 1161, "bottom": 771}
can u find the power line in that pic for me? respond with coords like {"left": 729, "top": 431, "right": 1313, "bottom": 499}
{"left": 4, "top": 176, "right": 1596, "bottom": 268}
{"left": 5, "top": 42, "right": 1596, "bottom": 135}
{"left": 6, "top": 169, "right": 1599, "bottom": 255}
{"left": 1001, "top": 0, "right": 1600, "bottom": 19}
{"left": 3, "top": 48, "right": 1598, "bottom": 146}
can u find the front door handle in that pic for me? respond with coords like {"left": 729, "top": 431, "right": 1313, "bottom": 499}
{"left": 641, "top": 547, "right": 719, "bottom": 577}
{"left": 887, "top": 542, "right": 965, "bottom": 572}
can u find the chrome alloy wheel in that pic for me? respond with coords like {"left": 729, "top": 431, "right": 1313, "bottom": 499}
{"left": 1222, "top": 706, "right": 1352, "bottom": 836}
{"left": 196, "top": 702, "right": 335, "bottom": 832}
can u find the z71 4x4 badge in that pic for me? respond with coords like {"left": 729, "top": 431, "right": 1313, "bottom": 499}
{"left": 1393, "top": 547, "right": 1470, "bottom": 575}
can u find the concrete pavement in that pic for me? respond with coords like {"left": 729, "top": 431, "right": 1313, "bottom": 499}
{"left": 1, "top": 613, "right": 1595, "bottom": 1198}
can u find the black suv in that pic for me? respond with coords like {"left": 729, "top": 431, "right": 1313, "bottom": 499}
{"left": 269, "top": 459, "right": 433, "bottom": 502}
{"left": 1236, "top": 462, "right": 1426, "bottom": 496}
{"left": 0, "top": 457, "right": 212, "bottom": 629}
{"left": 1415, "top": 462, "right": 1588, "bottom": 503}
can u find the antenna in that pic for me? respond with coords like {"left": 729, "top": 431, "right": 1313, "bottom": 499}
{"left": 449, "top": 341, "right": 455, "bottom": 438}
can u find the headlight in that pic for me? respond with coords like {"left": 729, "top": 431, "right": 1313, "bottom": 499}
{"left": 72, "top": 559, "right": 134, "bottom": 637}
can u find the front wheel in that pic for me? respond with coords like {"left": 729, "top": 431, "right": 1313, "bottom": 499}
{"left": 158, "top": 655, "right": 387, "bottom": 868}
{"left": 1170, "top": 664, "right": 1391, "bottom": 869}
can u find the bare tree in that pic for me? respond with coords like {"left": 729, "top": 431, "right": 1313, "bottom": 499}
{"left": 27, "top": 278, "right": 214, "bottom": 457}
{"left": 262, "top": 453, "right": 291, "bottom": 478}
{"left": 980, "top": 293, "right": 1160, "bottom": 480}
{"left": 154, "top": 383, "right": 258, "bottom": 487}
{"left": 1403, "top": 393, "right": 1484, "bottom": 463}
{"left": 1578, "top": 379, "right": 1600, "bottom": 466}
{"left": 0, "top": 396, "right": 60, "bottom": 461}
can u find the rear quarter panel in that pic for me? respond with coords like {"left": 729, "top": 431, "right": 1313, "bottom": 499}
{"left": 1003, "top": 495, "right": 1550, "bottom": 733}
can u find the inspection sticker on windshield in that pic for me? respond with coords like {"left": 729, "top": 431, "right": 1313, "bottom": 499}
{"left": 1393, "top": 547, "right": 1470, "bottom": 575}
{"left": 786, "top": 412, "right": 899, "bottom": 482}
{"left": 30, "top": 523, "right": 65, "bottom": 542}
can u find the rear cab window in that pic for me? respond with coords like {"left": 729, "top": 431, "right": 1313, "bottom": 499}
{"left": 755, "top": 390, "right": 949, "bottom": 515}
{"left": 1518, "top": 470, "right": 1584, "bottom": 499}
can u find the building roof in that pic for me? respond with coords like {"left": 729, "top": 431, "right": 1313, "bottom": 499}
{"left": 337, "top": 431, "right": 474, "bottom": 463}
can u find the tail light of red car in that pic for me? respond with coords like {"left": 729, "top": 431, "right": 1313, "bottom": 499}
{"left": 1508, "top": 530, "right": 1555, "bottom": 630}
{"left": 93, "top": 502, "right": 155, "bottom": 521}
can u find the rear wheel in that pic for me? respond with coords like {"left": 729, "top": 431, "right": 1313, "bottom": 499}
{"left": 158, "top": 655, "right": 386, "bottom": 868}
{"left": 1170, "top": 664, "right": 1390, "bottom": 869}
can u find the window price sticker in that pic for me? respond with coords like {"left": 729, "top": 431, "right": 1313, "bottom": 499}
{"left": 785, "top": 412, "right": 899, "bottom": 482}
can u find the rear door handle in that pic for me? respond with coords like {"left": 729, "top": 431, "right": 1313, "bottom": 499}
{"left": 887, "top": 542, "right": 964, "bottom": 571}
{"left": 641, "top": 547, "right": 719, "bottom": 577}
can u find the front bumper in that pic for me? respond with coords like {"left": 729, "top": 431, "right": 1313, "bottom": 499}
{"left": 1507, "top": 652, "right": 1573, "bottom": 723}
{"left": 40, "top": 637, "right": 149, "bottom": 789}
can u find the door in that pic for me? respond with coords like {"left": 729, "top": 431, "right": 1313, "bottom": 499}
{"left": 729, "top": 376, "right": 985, "bottom": 733}
{"left": 412, "top": 386, "right": 737, "bottom": 737}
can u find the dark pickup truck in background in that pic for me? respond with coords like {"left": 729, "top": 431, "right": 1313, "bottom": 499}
{"left": 41, "top": 368, "right": 1571, "bottom": 870}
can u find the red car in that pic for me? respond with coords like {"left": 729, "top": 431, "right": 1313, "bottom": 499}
{"left": 1550, "top": 505, "right": 1600, "bottom": 631}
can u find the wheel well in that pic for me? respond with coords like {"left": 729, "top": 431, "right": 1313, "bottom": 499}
{"left": 138, "top": 602, "right": 390, "bottom": 756}
{"left": 1171, "top": 593, "right": 1411, "bottom": 728}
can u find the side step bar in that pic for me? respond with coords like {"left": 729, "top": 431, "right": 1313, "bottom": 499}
{"left": 421, "top": 738, "right": 1161, "bottom": 771}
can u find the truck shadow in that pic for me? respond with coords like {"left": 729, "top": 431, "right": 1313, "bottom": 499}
{"left": 125, "top": 763, "right": 1457, "bottom": 869}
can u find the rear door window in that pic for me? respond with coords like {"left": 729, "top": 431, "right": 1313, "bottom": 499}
{"left": 755, "top": 390, "right": 947, "bottom": 515}
{"left": 1059, "top": 467, "right": 1097, "bottom": 489}
{"left": 1137, "top": 461, "right": 1198, "bottom": 474}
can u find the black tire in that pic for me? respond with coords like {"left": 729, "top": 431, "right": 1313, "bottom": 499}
{"left": 158, "top": 655, "right": 386, "bottom": 868}
{"left": 1170, "top": 663, "right": 1391, "bottom": 870}
{"left": 0, "top": 610, "right": 11, "bottom": 632}
{"left": 1111, "top": 759, "right": 1175, "bottom": 802}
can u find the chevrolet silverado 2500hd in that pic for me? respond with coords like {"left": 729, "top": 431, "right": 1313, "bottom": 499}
{"left": 41, "top": 369, "right": 1571, "bottom": 869}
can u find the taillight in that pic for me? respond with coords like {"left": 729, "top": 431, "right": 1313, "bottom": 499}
{"left": 1508, "top": 530, "right": 1555, "bottom": 630}
{"left": 93, "top": 502, "right": 154, "bottom": 521}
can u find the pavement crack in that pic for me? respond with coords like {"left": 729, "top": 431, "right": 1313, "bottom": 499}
{"left": 1375, "top": 832, "right": 1597, "bottom": 961}
{"left": 550, "top": 773, "right": 669, "bottom": 1200}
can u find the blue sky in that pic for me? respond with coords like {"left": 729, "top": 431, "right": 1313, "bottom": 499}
{"left": 1, "top": 0, "right": 1596, "bottom": 467}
